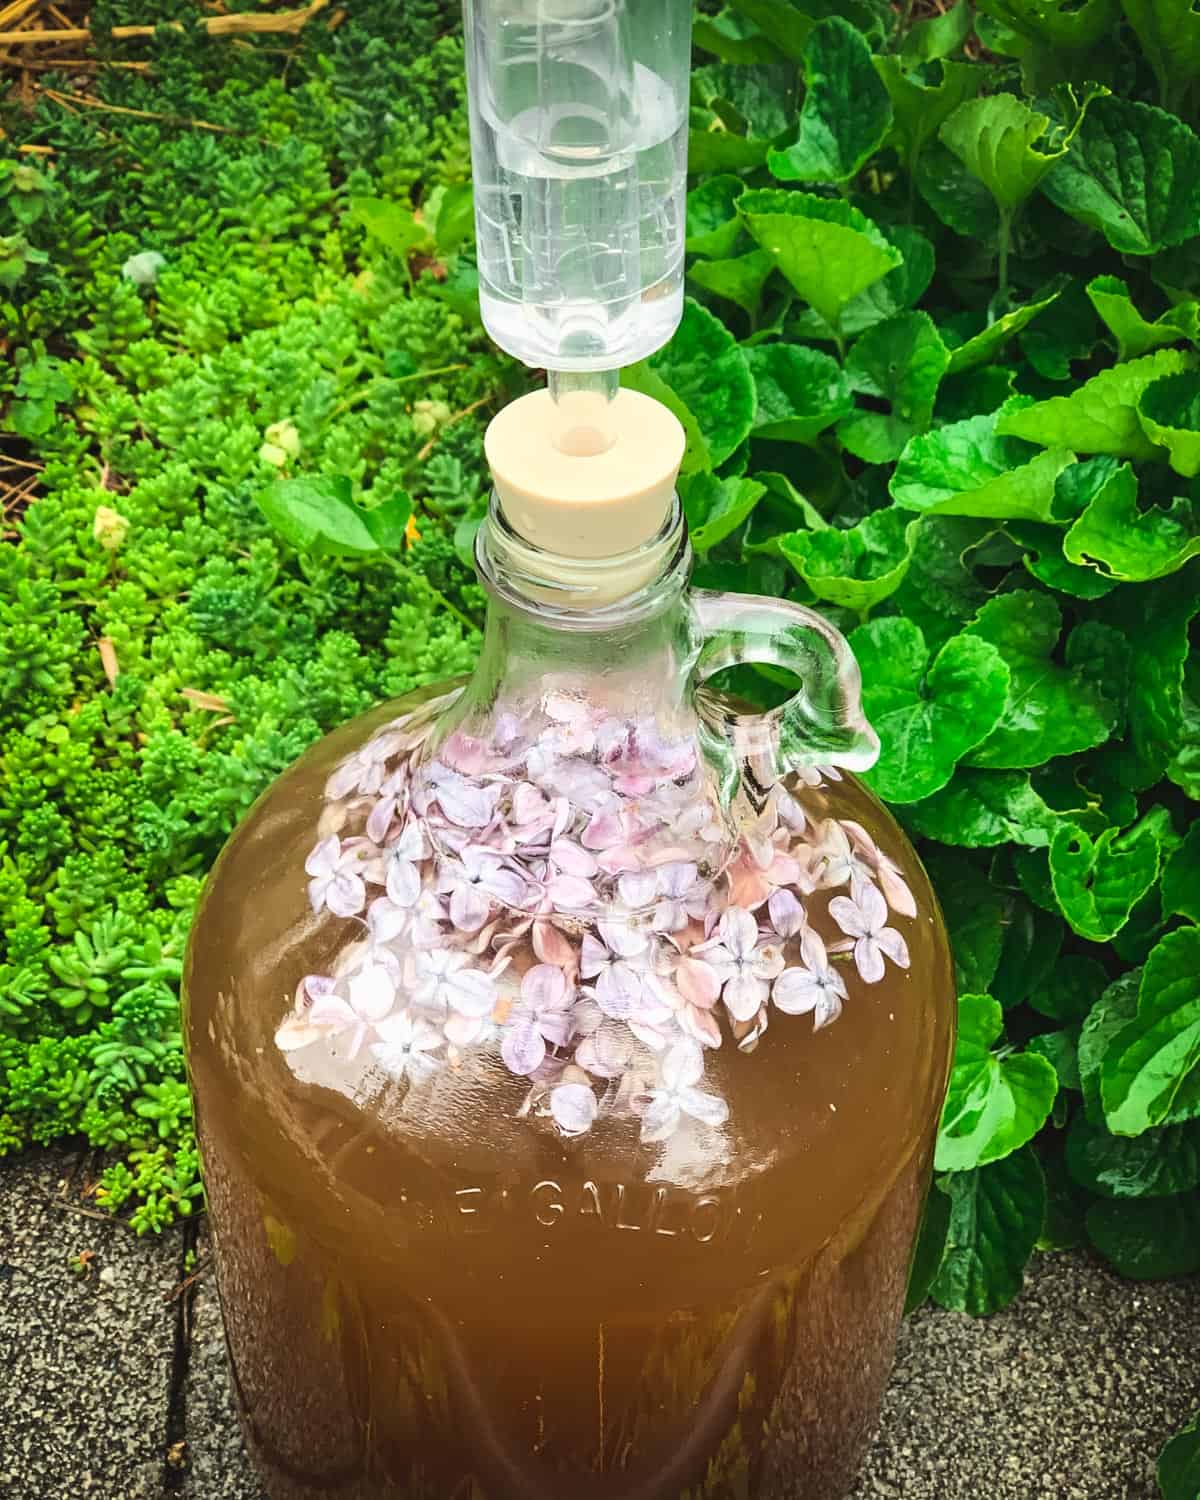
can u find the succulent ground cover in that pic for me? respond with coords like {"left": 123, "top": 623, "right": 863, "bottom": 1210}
{"left": 1, "top": 5, "right": 1199, "bottom": 1474}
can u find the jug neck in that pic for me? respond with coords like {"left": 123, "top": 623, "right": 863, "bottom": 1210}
{"left": 462, "top": 495, "right": 701, "bottom": 725}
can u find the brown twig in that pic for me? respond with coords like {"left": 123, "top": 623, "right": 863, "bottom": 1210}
{"left": 415, "top": 394, "right": 495, "bottom": 464}
{"left": 37, "top": 85, "right": 242, "bottom": 134}
{"left": 0, "top": 0, "right": 330, "bottom": 46}
{"left": 163, "top": 1255, "right": 213, "bottom": 1305}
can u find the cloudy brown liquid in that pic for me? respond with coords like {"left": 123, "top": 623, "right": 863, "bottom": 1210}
{"left": 186, "top": 690, "right": 954, "bottom": 1500}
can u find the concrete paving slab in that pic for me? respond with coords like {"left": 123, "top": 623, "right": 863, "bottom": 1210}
{"left": 0, "top": 1150, "right": 180, "bottom": 1498}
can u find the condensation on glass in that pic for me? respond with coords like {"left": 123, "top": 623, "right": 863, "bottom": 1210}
{"left": 185, "top": 499, "right": 956, "bottom": 1500}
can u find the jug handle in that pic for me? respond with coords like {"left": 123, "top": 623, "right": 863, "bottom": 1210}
{"left": 689, "top": 589, "right": 880, "bottom": 786}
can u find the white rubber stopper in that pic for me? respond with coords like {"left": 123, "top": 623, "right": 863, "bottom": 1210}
{"left": 485, "top": 387, "right": 687, "bottom": 560}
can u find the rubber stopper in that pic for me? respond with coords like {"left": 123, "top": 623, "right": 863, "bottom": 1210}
{"left": 485, "top": 388, "right": 687, "bottom": 560}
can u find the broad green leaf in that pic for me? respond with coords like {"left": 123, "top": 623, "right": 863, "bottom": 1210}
{"left": 1031, "top": 952, "right": 1111, "bottom": 1023}
{"left": 256, "top": 476, "right": 382, "bottom": 556}
{"left": 729, "top": 0, "right": 892, "bottom": 57}
{"left": 939, "top": 94, "right": 1079, "bottom": 216}
{"left": 906, "top": 768, "right": 1061, "bottom": 847}
{"left": 873, "top": 58, "right": 984, "bottom": 180}
{"left": 902, "top": 0, "right": 975, "bottom": 63}
{"left": 1037, "top": 1152, "right": 1089, "bottom": 1252}
{"left": 791, "top": 225, "right": 936, "bottom": 342}
{"left": 1162, "top": 821, "right": 1200, "bottom": 925}
{"left": 679, "top": 473, "right": 767, "bottom": 554}
{"left": 1000, "top": 348, "right": 1196, "bottom": 459}
{"left": 685, "top": 176, "right": 747, "bottom": 259}
{"left": 916, "top": 141, "right": 1001, "bottom": 238}
{"left": 847, "top": 618, "right": 1010, "bottom": 803}
{"left": 945, "top": 280, "right": 1066, "bottom": 375}
{"left": 693, "top": 8, "right": 778, "bottom": 63}
{"left": 1086, "top": 1195, "right": 1200, "bottom": 1278}
{"left": 360, "top": 492, "right": 414, "bottom": 550}
{"left": 753, "top": 470, "right": 830, "bottom": 532}
{"left": 838, "top": 312, "right": 950, "bottom": 463}
{"left": 428, "top": 183, "right": 473, "bottom": 255}
{"left": 1020, "top": 278, "right": 1105, "bottom": 381}
{"left": 1079, "top": 971, "right": 1140, "bottom": 1126}
{"left": 923, "top": 851, "right": 1008, "bottom": 993}
{"left": 1064, "top": 460, "right": 1200, "bottom": 581}
{"left": 887, "top": 515, "right": 992, "bottom": 650}
{"left": 739, "top": 188, "right": 902, "bottom": 332}
{"left": 743, "top": 343, "right": 852, "bottom": 442}
{"left": 1121, "top": 0, "right": 1200, "bottom": 114}
{"left": 976, "top": 0, "right": 1118, "bottom": 46}
{"left": 689, "top": 61, "right": 798, "bottom": 173}
{"left": 992, "top": 897, "right": 1063, "bottom": 1010}
{"left": 1168, "top": 656, "right": 1200, "bottom": 801}
{"left": 1067, "top": 1113, "right": 1200, "bottom": 1197}
{"left": 936, "top": 367, "right": 1018, "bottom": 425}
{"left": 688, "top": 250, "right": 777, "bottom": 322}
{"left": 963, "top": 591, "right": 1113, "bottom": 769}
{"left": 349, "top": 196, "right": 432, "bottom": 258}
{"left": 1027, "top": 1027, "right": 1081, "bottom": 1091}
{"left": 904, "top": 1181, "right": 952, "bottom": 1314}
{"left": 1102, "top": 927, "right": 1200, "bottom": 1135}
{"left": 930, "top": 1147, "right": 1046, "bottom": 1315}
{"left": 1048, "top": 807, "right": 1172, "bottom": 943}
{"left": 892, "top": 406, "right": 1072, "bottom": 521}
{"left": 1042, "top": 97, "right": 1200, "bottom": 255}
{"left": 1101, "top": 561, "right": 1200, "bottom": 790}
{"left": 1159, "top": 1414, "right": 1200, "bottom": 1500}
{"left": 1138, "top": 369, "right": 1200, "bottom": 477}
{"left": 769, "top": 18, "right": 892, "bottom": 184}
{"left": 936, "top": 993, "right": 1059, "bottom": 1171}
{"left": 1086, "top": 274, "right": 1200, "bottom": 362}
{"left": 776, "top": 509, "right": 923, "bottom": 610}
{"left": 1007, "top": 520, "right": 1119, "bottom": 598}
{"left": 691, "top": 61, "right": 798, "bottom": 142}
{"left": 625, "top": 298, "right": 755, "bottom": 471}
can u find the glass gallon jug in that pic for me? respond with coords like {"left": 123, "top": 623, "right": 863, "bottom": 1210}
{"left": 184, "top": 386, "right": 955, "bottom": 1500}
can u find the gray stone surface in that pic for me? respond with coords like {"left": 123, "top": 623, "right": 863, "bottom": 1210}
{"left": 0, "top": 1150, "right": 178, "bottom": 1498}
{"left": 2, "top": 1147, "right": 1199, "bottom": 1498}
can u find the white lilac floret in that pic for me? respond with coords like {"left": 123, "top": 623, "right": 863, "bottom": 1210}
{"left": 276, "top": 701, "right": 917, "bottom": 1140}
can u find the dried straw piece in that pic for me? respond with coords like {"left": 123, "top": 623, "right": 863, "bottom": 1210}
{"left": 0, "top": 0, "right": 330, "bottom": 47}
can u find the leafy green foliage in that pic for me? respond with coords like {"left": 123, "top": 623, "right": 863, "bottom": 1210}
{"left": 0, "top": 0, "right": 497, "bottom": 1228}
{"left": 684, "top": 0, "right": 1200, "bottom": 1329}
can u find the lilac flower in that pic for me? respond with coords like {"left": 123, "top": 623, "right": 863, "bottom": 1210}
{"left": 574, "top": 1008, "right": 635, "bottom": 1078}
{"left": 639, "top": 1040, "right": 729, "bottom": 1142}
{"left": 365, "top": 765, "right": 409, "bottom": 845}
{"left": 772, "top": 929, "right": 848, "bottom": 1028}
{"left": 542, "top": 838, "right": 598, "bottom": 909}
{"left": 437, "top": 846, "right": 528, "bottom": 931}
{"left": 771, "top": 783, "right": 807, "bottom": 832}
{"left": 650, "top": 863, "right": 711, "bottom": 933}
{"left": 840, "top": 819, "right": 918, "bottom": 918}
{"left": 385, "top": 821, "right": 427, "bottom": 908}
{"left": 274, "top": 975, "right": 339, "bottom": 1052}
{"left": 298, "top": 963, "right": 397, "bottom": 1057}
{"left": 305, "top": 835, "right": 367, "bottom": 917}
{"left": 807, "top": 819, "right": 876, "bottom": 895}
{"left": 671, "top": 954, "right": 723, "bottom": 1048}
{"left": 420, "top": 766, "right": 502, "bottom": 829}
{"left": 580, "top": 921, "right": 653, "bottom": 1019}
{"left": 767, "top": 888, "right": 806, "bottom": 941}
{"left": 412, "top": 948, "right": 497, "bottom": 1018}
{"left": 501, "top": 964, "right": 575, "bottom": 1075}
{"left": 828, "top": 883, "right": 911, "bottom": 983}
{"left": 324, "top": 730, "right": 408, "bottom": 801}
{"left": 370, "top": 1011, "right": 443, "bottom": 1083}
{"left": 694, "top": 908, "right": 785, "bottom": 1022}
{"left": 550, "top": 1079, "right": 599, "bottom": 1136}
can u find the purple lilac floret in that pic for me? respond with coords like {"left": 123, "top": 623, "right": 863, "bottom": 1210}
{"left": 276, "top": 695, "right": 914, "bottom": 1141}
